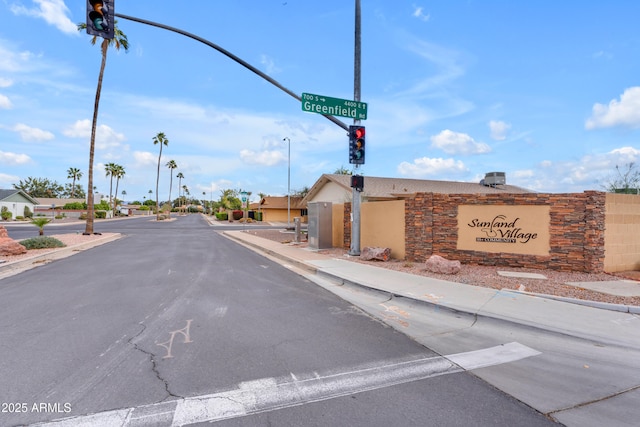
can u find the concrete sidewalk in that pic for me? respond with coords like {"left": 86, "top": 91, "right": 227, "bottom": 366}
{"left": 223, "top": 230, "right": 640, "bottom": 349}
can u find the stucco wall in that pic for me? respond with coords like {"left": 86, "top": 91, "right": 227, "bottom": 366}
{"left": 604, "top": 193, "right": 640, "bottom": 272}
{"left": 361, "top": 200, "right": 405, "bottom": 259}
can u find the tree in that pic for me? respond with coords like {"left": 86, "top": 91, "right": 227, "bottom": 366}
{"left": 13, "top": 177, "right": 64, "bottom": 198}
{"left": 77, "top": 20, "right": 129, "bottom": 234}
{"left": 153, "top": 132, "right": 169, "bottom": 220}
{"left": 604, "top": 162, "right": 640, "bottom": 194}
{"left": 334, "top": 165, "right": 353, "bottom": 175}
{"left": 62, "top": 183, "right": 86, "bottom": 199}
{"left": 291, "top": 186, "right": 310, "bottom": 198}
{"left": 166, "top": 160, "right": 177, "bottom": 215}
{"left": 218, "top": 189, "right": 241, "bottom": 211}
{"left": 67, "top": 167, "right": 83, "bottom": 198}
{"left": 176, "top": 172, "right": 184, "bottom": 209}
{"left": 104, "top": 162, "right": 118, "bottom": 213}
{"left": 113, "top": 164, "right": 125, "bottom": 213}
{"left": 31, "top": 217, "right": 51, "bottom": 236}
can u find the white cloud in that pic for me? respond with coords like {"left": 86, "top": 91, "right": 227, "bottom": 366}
{"left": 63, "top": 119, "right": 126, "bottom": 150}
{"left": 585, "top": 87, "right": 640, "bottom": 129}
{"left": 0, "top": 94, "right": 12, "bottom": 109}
{"left": 239, "top": 149, "right": 286, "bottom": 166}
{"left": 412, "top": 5, "right": 430, "bottom": 21}
{"left": 0, "top": 150, "right": 31, "bottom": 165}
{"left": 0, "top": 78, "right": 12, "bottom": 88}
{"left": 11, "top": 123, "right": 54, "bottom": 142}
{"left": 132, "top": 151, "right": 157, "bottom": 167}
{"left": 260, "top": 55, "right": 281, "bottom": 74}
{"left": 488, "top": 120, "right": 511, "bottom": 141}
{"left": 10, "top": 0, "right": 77, "bottom": 35}
{"left": 397, "top": 157, "right": 467, "bottom": 177}
{"left": 430, "top": 129, "right": 491, "bottom": 155}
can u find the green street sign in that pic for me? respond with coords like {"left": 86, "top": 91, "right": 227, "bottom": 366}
{"left": 301, "top": 93, "right": 367, "bottom": 120}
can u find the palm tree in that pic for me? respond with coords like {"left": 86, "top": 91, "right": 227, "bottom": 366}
{"left": 104, "top": 162, "right": 117, "bottom": 214}
{"left": 113, "top": 164, "right": 125, "bottom": 214}
{"left": 67, "top": 167, "right": 83, "bottom": 198}
{"left": 31, "top": 217, "right": 51, "bottom": 236}
{"left": 77, "top": 20, "right": 129, "bottom": 234}
{"left": 153, "top": 132, "right": 169, "bottom": 220}
{"left": 166, "top": 160, "right": 177, "bottom": 216}
{"left": 176, "top": 172, "right": 184, "bottom": 210}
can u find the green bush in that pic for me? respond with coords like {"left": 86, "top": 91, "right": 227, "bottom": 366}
{"left": 63, "top": 202, "right": 87, "bottom": 210}
{"left": 23, "top": 206, "right": 33, "bottom": 218}
{"left": 215, "top": 212, "right": 228, "bottom": 220}
{"left": 20, "top": 236, "right": 66, "bottom": 250}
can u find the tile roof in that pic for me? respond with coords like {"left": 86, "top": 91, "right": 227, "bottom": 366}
{"left": 259, "top": 196, "right": 306, "bottom": 210}
{"left": 304, "top": 174, "right": 533, "bottom": 202}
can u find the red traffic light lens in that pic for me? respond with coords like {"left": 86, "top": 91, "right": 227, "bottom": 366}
{"left": 354, "top": 127, "right": 365, "bottom": 138}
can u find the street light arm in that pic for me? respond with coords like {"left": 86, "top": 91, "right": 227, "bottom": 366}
{"left": 114, "top": 13, "right": 349, "bottom": 131}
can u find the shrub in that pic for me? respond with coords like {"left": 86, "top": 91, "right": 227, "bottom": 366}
{"left": 1, "top": 208, "right": 12, "bottom": 221}
{"left": 15, "top": 216, "right": 25, "bottom": 221}
{"left": 232, "top": 210, "right": 243, "bottom": 220}
{"left": 215, "top": 212, "right": 228, "bottom": 220}
{"left": 23, "top": 206, "right": 33, "bottom": 218}
{"left": 20, "top": 236, "right": 66, "bottom": 250}
{"left": 63, "top": 202, "right": 86, "bottom": 209}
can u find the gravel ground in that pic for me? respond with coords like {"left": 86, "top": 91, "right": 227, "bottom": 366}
{"left": 1, "top": 233, "right": 117, "bottom": 263}
{"left": 244, "top": 228, "right": 640, "bottom": 307}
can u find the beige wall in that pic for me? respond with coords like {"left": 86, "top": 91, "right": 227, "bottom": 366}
{"left": 332, "top": 203, "right": 344, "bottom": 247}
{"left": 310, "top": 182, "right": 351, "bottom": 203}
{"left": 604, "top": 193, "right": 640, "bottom": 272}
{"left": 361, "top": 200, "right": 405, "bottom": 259}
{"left": 457, "top": 205, "right": 551, "bottom": 256}
{"left": 262, "top": 209, "right": 303, "bottom": 223}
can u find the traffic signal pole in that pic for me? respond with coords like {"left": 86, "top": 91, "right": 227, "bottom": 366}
{"left": 349, "top": 0, "right": 362, "bottom": 256}
{"left": 113, "top": 13, "right": 349, "bottom": 132}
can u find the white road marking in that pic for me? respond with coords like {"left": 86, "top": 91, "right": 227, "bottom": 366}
{"left": 30, "top": 342, "right": 539, "bottom": 427}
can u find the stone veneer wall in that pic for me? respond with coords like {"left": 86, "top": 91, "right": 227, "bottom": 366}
{"left": 344, "top": 191, "right": 607, "bottom": 273}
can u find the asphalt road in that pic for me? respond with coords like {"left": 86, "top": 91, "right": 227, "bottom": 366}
{"left": 0, "top": 216, "right": 556, "bottom": 426}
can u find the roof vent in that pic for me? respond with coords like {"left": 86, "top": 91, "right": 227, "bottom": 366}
{"left": 483, "top": 171, "right": 506, "bottom": 186}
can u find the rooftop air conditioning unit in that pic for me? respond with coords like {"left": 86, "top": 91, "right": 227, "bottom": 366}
{"left": 484, "top": 172, "right": 506, "bottom": 186}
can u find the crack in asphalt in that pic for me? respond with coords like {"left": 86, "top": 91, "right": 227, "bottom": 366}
{"left": 128, "top": 322, "right": 183, "bottom": 401}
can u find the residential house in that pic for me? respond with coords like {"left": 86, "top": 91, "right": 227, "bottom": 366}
{"left": 0, "top": 189, "right": 39, "bottom": 220}
{"left": 258, "top": 196, "right": 307, "bottom": 223}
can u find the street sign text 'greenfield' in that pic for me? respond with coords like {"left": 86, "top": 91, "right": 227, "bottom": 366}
{"left": 302, "top": 93, "right": 367, "bottom": 120}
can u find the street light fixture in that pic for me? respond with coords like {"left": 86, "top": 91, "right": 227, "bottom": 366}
{"left": 283, "top": 137, "right": 291, "bottom": 226}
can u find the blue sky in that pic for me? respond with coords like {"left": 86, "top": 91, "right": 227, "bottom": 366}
{"left": 1, "top": 1, "right": 639, "bottom": 203}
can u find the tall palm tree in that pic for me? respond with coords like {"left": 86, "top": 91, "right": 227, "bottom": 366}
{"left": 113, "top": 164, "right": 125, "bottom": 214}
{"left": 67, "top": 167, "right": 83, "bottom": 198}
{"left": 166, "top": 160, "right": 177, "bottom": 216}
{"left": 176, "top": 172, "right": 184, "bottom": 210}
{"left": 77, "top": 20, "right": 129, "bottom": 234}
{"left": 104, "top": 162, "right": 118, "bottom": 213}
{"left": 153, "top": 132, "right": 169, "bottom": 220}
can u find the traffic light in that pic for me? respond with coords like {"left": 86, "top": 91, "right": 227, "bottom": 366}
{"left": 86, "top": 0, "right": 114, "bottom": 40}
{"left": 351, "top": 174, "right": 364, "bottom": 192}
{"left": 348, "top": 125, "right": 365, "bottom": 165}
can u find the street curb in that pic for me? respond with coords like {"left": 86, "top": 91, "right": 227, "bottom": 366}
{"left": 0, "top": 233, "right": 123, "bottom": 279}
{"left": 501, "top": 289, "right": 640, "bottom": 314}
{"left": 221, "top": 231, "right": 319, "bottom": 275}
{"left": 221, "top": 230, "right": 640, "bottom": 347}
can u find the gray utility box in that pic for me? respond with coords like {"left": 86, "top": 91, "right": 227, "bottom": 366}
{"left": 307, "top": 202, "right": 332, "bottom": 250}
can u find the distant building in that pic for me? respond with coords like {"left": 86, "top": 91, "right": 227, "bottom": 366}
{"left": 0, "top": 189, "right": 39, "bottom": 220}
